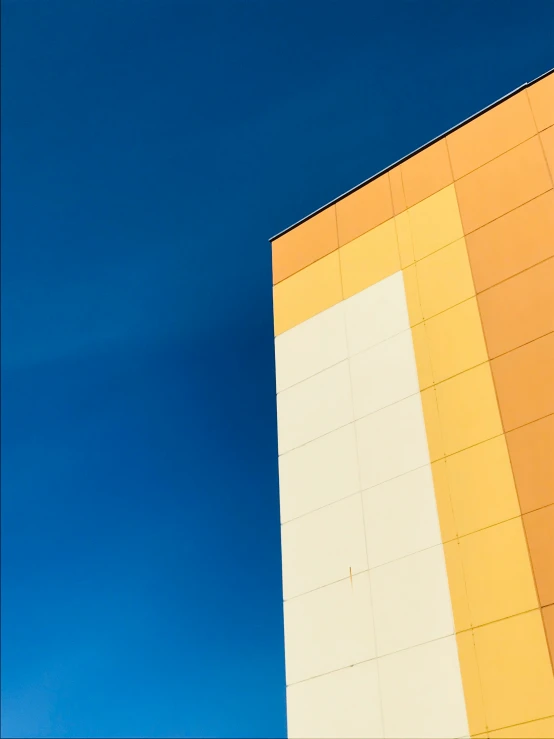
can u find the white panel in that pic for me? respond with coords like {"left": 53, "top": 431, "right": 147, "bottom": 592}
{"left": 286, "top": 661, "right": 383, "bottom": 739}
{"left": 349, "top": 329, "right": 419, "bottom": 419}
{"left": 356, "top": 394, "right": 430, "bottom": 489}
{"left": 371, "top": 545, "right": 454, "bottom": 657}
{"left": 362, "top": 465, "right": 442, "bottom": 569}
{"left": 281, "top": 494, "right": 368, "bottom": 600}
{"left": 379, "top": 636, "right": 469, "bottom": 739}
{"left": 344, "top": 271, "right": 409, "bottom": 357}
{"left": 279, "top": 424, "right": 360, "bottom": 523}
{"left": 275, "top": 301, "right": 348, "bottom": 393}
{"left": 284, "top": 573, "right": 376, "bottom": 685}
{"left": 277, "top": 360, "right": 353, "bottom": 455}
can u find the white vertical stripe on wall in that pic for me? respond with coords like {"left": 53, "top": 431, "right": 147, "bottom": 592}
{"left": 275, "top": 272, "right": 469, "bottom": 739}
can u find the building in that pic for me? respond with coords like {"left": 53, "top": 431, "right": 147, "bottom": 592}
{"left": 271, "top": 69, "right": 554, "bottom": 739}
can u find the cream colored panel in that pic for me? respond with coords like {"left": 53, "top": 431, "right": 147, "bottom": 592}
{"left": 278, "top": 424, "right": 359, "bottom": 523}
{"left": 371, "top": 544, "right": 454, "bottom": 656}
{"left": 344, "top": 271, "right": 409, "bottom": 356}
{"left": 362, "top": 464, "right": 442, "bottom": 569}
{"left": 284, "top": 573, "right": 376, "bottom": 685}
{"left": 281, "top": 494, "right": 368, "bottom": 600}
{"left": 379, "top": 636, "right": 469, "bottom": 739}
{"left": 277, "top": 360, "right": 353, "bottom": 455}
{"left": 286, "top": 661, "right": 383, "bottom": 739}
{"left": 356, "top": 394, "right": 430, "bottom": 489}
{"left": 274, "top": 301, "right": 348, "bottom": 393}
{"left": 349, "top": 329, "right": 419, "bottom": 419}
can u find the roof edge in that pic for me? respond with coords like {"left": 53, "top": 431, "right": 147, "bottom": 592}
{"left": 269, "top": 65, "right": 554, "bottom": 243}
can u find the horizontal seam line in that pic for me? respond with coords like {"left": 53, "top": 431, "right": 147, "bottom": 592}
{"left": 286, "top": 632, "right": 459, "bottom": 688}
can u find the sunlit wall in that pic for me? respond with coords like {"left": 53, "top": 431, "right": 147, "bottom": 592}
{"left": 271, "top": 70, "right": 554, "bottom": 739}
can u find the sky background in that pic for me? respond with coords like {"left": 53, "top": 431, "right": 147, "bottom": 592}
{"left": 1, "top": 1, "right": 552, "bottom": 737}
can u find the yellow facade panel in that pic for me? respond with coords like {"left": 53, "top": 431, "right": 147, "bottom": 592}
{"left": 416, "top": 238, "right": 476, "bottom": 320}
{"left": 339, "top": 218, "right": 400, "bottom": 299}
{"left": 434, "top": 363, "right": 503, "bottom": 457}
{"left": 445, "top": 436, "right": 520, "bottom": 538}
{"left": 474, "top": 610, "right": 554, "bottom": 731}
{"left": 425, "top": 298, "right": 488, "bottom": 384}
{"left": 408, "top": 184, "right": 464, "bottom": 261}
{"left": 459, "top": 518, "right": 539, "bottom": 628}
{"left": 456, "top": 629, "right": 489, "bottom": 736}
{"left": 395, "top": 211, "right": 415, "bottom": 267}
{"left": 273, "top": 251, "right": 342, "bottom": 336}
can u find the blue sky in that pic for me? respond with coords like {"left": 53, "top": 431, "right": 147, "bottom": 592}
{"left": 1, "top": 1, "right": 552, "bottom": 737}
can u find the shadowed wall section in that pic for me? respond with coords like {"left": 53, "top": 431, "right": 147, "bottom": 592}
{"left": 271, "top": 70, "right": 554, "bottom": 739}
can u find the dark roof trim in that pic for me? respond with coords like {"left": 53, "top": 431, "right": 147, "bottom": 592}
{"left": 269, "top": 65, "right": 554, "bottom": 243}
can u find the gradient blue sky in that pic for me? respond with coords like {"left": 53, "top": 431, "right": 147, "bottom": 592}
{"left": 1, "top": 1, "right": 552, "bottom": 737}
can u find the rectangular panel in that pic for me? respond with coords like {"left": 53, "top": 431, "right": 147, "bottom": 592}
{"left": 274, "top": 300, "right": 348, "bottom": 393}
{"left": 408, "top": 185, "right": 464, "bottom": 260}
{"left": 286, "top": 661, "right": 383, "bottom": 739}
{"left": 336, "top": 173, "right": 393, "bottom": 247}
{"left": 435, "top": 362, "right": 503, "bottom": 456}
{"left": 273, "top": 250, "right": 342, "bottom": 336}
{"left": 477, "top": 258, "right": 554, "bottom": 359}
{"left": 490, "top": 332, "right": 554, "bottom": 431}
{"left": 362, "top": 464, "right": 442, "bottom": 569}
{"left": 349, "top": 330, "right": 419, "bottom": 419}
{"left": 356, "top": 394, "right": 430, "bottom": 489}
{"left": 447, "top": 91, "right": 537, "bottom": 179}
{"left": 278, "top": 423, "right": 360, "bottom": 523}
{"left": 400, "top": 139, "right": 453, "bottom": 208}
{"left": 444, "top": 436, "right": 520, "bottom": 537}
{"left": 276, "top": 360, "right": 353, "bottom": 454}
{"left": 454, "top": 136, "right": 552, "bottom": 234}
{"left": 459, "top": 518, "right": 538, "bottom": 628}
{"left": 425, "top": 298, "right": 488, "bottom": 383}
{"left": 415, "top": 238, "right": 475, "bottom": 320}
{"left": 371, "top": 544, "right": 454, "bottom": 656}
{"left": 283, "top": 573, "right": 376, "bottom": 685}
{"left": 272, "top": 205, "right": 338, "bottom": 285}
{"left": 281, "top": 494, "right": 368, "bottom": 600}
{"left": 465, "top": 190, "right": 554, "bottom": 292}
{"left": 473, "top": 610, "right": 554, "bottom": 731}
{"left": 378, "top": 636, "right": 469, "bottom": 739}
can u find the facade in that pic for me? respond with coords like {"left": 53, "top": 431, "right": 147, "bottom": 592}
{"left": 271, "top": 69, "right": 554, "bottom": 739}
